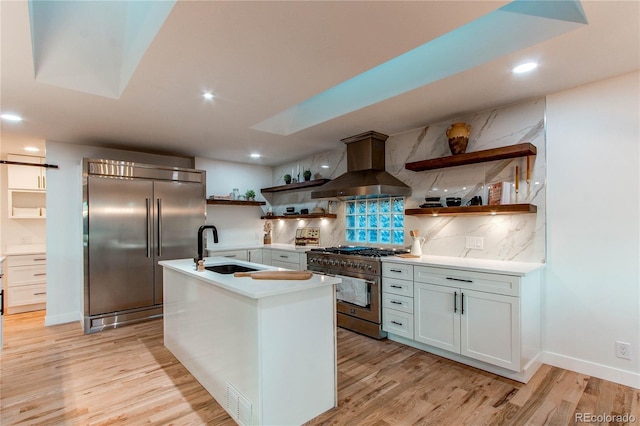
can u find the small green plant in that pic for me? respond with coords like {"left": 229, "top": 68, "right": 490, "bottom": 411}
{"left": 284, "top": 174, "right": 292, "bottom": 184}
{"left": 303, "top": 169, "right": 312, "bottom": 181}
{"left": 245, "top": 189, "right": 256, "bottom": 200}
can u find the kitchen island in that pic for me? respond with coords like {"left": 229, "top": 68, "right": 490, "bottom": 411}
{"left": 159, "top": 257, "right": 340, "bottom": 426}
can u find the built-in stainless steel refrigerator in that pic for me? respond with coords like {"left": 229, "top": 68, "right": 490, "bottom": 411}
{"left": 83, "top": 158, "right": 206, "bottom": 333}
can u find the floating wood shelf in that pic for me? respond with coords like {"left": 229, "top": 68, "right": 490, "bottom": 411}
{"left": 207, "top": 199, "right": 266, "bottom": 206}
{"left": 405, "top": 204, "right": 537, "bottom": 216}
{"left": 405, "top": 143, "right": 537, "bottom": 172}
{"left": 261, "top": 179, "right": 330, "bottom": 194}
{"left": 261, "top": 213, "right": 337, "bottom": 220}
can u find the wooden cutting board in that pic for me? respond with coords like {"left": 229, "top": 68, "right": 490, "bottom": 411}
{"left": 234, "top": 271, "right": 313, "bottom": 280}
{"left": 397, "top": 253, "right": 420, "bottom": 258}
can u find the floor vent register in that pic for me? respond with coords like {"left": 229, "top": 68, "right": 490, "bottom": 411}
{"left": 226, "top": 381, "right": 252, "bottom": 425}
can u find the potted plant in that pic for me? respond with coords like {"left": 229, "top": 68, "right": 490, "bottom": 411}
{"left": 245, "top": 189, "right": 256, "bottom": 201}
{"left": 303, "top": 169, "right": 312, "bottom": 181}
{"left": 283, "top": 174, "right": 292, "bottom": 184}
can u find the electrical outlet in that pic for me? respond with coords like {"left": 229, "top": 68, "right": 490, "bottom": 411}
{"left": 615, "top": 341, "right": 631, "bottom": 360}
{"left": 465, "top": 236, "right": 484, "bottom": 250}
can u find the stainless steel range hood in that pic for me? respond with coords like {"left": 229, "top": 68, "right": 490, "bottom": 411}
{"left": 311, "top": 131, "right": 411, "bottom": 199}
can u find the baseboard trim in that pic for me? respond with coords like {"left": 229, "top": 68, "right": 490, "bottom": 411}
{"left": 45, "top": 311, "right": 82, "bottom": 327}
{"left": 388, "top": 333, "right": 542, "bottom": 383}
{"left": 542, "top": 351, "right": 640, "bottom": 389}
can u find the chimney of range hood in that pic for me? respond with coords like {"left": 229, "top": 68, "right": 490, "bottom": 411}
{"left": 311, "top": 131, "right": 411, "bottom": 199}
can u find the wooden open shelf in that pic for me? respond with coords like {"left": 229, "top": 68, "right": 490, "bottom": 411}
{"left": 405, "top": 204, "right": 537, "bottom": 216}
{"left": 261, "top": 179, "right": 330, "bottom": 194}
{"left": 261, "top": 213, "right": 337, "bottom": 220}
{"left": 207, "top": 199, "right": 266, "bottom": 206}
{"left": 405, "top": 143, "right": 537, "bottom": 172}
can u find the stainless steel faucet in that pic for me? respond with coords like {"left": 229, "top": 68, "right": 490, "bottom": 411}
{"left": 195, "top": 225, "right": 218, "bottom": 263}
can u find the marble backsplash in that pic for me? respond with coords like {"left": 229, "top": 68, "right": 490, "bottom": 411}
{"left": 265, "top": 98, "right": 546, "bottom": 263}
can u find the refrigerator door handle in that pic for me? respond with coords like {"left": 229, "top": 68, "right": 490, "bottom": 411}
{"left": 146, "top": 198, "right": 152, "bottom": 258}
{"left": 157, "top": 198, "right": 162, "bottom": 257}
{"left": 1, "top": 288, "right": 4, "bottom": 316}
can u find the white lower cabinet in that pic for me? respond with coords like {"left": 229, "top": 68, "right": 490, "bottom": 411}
{"left": 460, "top": 290, "right": 519, "bottom": 370}
{"left": 414, "top": 282, "right": 520, "bottom": 371}
{"left": 382, "top": 263, "right": 414, "bottom": 339}
{"left": 205, "top": 248, "right": 304, "bottom": 269}
{"left": 382, "top": 261, "right": 542, "bottom": 383}
{"left": 247, "top": 248, "right": 262, "bottom": 264}
{"left": 5, "top": 253, "right": 47, "bottom": 314}
{"left": 414, "top": 282, "right": 460, "bottom": 353}
{"left": 212, "top": 249, "right": 248, "bottom": 261}
{"left": 270, "top": 249, "right": 305, "bottom": 271}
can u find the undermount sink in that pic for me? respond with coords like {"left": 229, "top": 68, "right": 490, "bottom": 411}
{"left": 205, "top": 264, "right": 258, "bottom": 274}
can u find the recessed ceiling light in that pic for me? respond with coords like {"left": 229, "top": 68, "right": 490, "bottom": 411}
{"left": 1, "top": 113, "right": 23, "bottom": 122}
{"left": 512, "top": 62, "right": 538, "bottom": 74}
{"left": 202, "top": 92, "right": 214, "bottom": 100}
{"left": 250, "top": 153, "right": 261, "bottom": 158}
{"left": 24, "top": 147, "right": 40, "bottom": 152}
{"left": 320, "top": 164, "right": 330, "bottom": 169}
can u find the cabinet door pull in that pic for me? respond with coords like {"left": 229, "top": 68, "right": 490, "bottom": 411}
{"left": 224, "top": 255, "right": 237, "bottom": 258}
{"left": 391, "top": 320, "right": 403, "bottom": 326}
{"left": 390, "top": 300, "right": 402, "bottom": 305}
{"left": 390, "top": 285, "right": 403, "bottom": 289}
{"left": 33, "top": 273, "right": 47, "bottom": 277}
{"left": 454, "top": 291, "right": 457, "bottom": 313}
{"left": 461, "top": 292, "right": 465, "bottom": 315}
{"left": 389, "top": 269, "right": 402, "bottom": 273}
{"left": 279, "top": 255, "right": 289, "bottom": 259}
{"left": 446, "top": 277, "right": 473, "bottom": 283}
{"left": 33, "top": 292, "right": 46, "bottom": 296}
{"left": 33, "top": 258, "right": 46, "bottom": 261}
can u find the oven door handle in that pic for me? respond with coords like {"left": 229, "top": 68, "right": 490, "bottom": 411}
{"left": 333, "top": 274, "right": 376, "bottom": 287}
{"left": 312, "top": 271, "right": 339, "bottom": 279}
{"left": 310, "top": 270, "right": 377, "bottom": 286}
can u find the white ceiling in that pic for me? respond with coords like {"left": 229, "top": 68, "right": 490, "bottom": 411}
{"left": 1, "top": 1, "right": 638, "bottom": 165}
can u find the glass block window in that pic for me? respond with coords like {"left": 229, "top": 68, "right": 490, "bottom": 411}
{"left": 346, "top": 197, "right": 404, "bottom": 245}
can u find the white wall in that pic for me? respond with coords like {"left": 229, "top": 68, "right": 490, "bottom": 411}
{"left": 195, "top": 157, "right": 273, "bottom": 246}
{"left": 45, "top": 141, "right": 193, "bottom": 326}
{"left": 544, "top": 71, "right": 640, "bottom": 388}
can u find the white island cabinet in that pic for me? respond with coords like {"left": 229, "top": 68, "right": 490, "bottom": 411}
{"left": 160, "top": 257, "right": 340, "bottom": 426}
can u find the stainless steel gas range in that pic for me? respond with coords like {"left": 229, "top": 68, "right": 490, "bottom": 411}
{"left": 306, "top": 246, "right": 407, "bottom": 339}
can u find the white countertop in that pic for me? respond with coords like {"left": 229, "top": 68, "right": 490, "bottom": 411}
{"left": 5, "top": 244, "right": 46, "bottom": 255}
{"left": 383, "top": 255, "right": 544, "bottom": 276}
{"left": 206, "top": 242, "right": 316, "bottom": 254}
{"left": 159, "top": 256, "right": 340, "bottom": 299}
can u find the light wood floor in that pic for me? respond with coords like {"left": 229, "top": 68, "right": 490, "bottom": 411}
{"left": 1, "top": 311, "right": 638, "bottom": 425}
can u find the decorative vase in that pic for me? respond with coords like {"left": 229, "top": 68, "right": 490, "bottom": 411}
{"left": 264, "top": 234, "right": 271, "bottom": 245}
{"left": 446, "top": 122, "right": 471, "bottom": 155}
{"left": 284, "top": 175, "right": 292, "bottom": 184}
{"left": 303, "top": 171, "right": 311, "bottom": 181}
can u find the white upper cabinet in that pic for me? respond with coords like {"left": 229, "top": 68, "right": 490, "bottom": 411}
{"left": 7, "top": 154, "right": 46, "bottom": 190}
